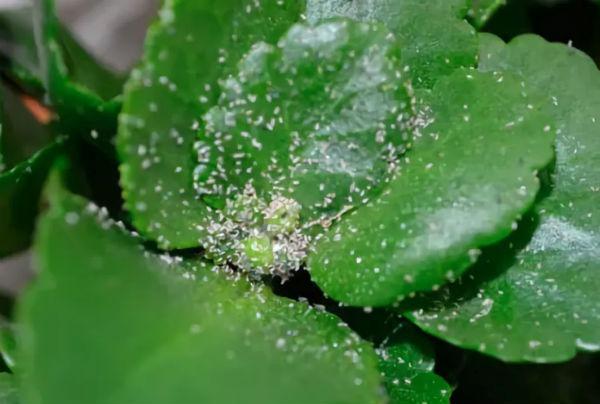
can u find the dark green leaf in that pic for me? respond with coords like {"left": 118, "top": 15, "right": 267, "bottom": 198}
{"left": 405, "top": 34, "right": 600, "bottom": 363}
{"left": 0, "top": 141, "right": 61, "bottom": 257}
{"left": 378, "top": 323, "right": 451, "bottom": 404}
{"left": 34, "top": 0, "right": 123, "bottom": 143}
{"left": 309, "top": 68, "right": 555, "bottom": 307}
{"left": 18, "top": 189, "right": 385, "bottom": 404}
{"left": 117, "top": 0, "right": 304, "bottom": 249}
{"left": 306, "top": 0, "right": 478, "bottom": 88}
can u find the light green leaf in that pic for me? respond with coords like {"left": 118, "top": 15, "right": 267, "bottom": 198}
{"left": 306, "top": 0, "right": 477, "bottom": 88}
{"left": 117, "top": 0, "right": 304, "bottom": 249}
{"left": 404, "top": 34, "right": 600, "bottom": 363}
{"left": 378, "top": 323, "right": 451, "bottom": 404}
{"left": 309, "top": 68, "right": 555, "bottom": 307}
{"left": 18, "top": 189, "right": 385, "bottom": 404}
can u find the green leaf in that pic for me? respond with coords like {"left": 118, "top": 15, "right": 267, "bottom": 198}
{"left": 467, "top": 0, "right": 506, "bottom": 29}
{"left": 197, "top": 19, "right": 411, "bottom": 222}
{"left": 193, "top": 19, "right": 414, "bottom": 275}
{"left": 378, "top": 323, "right": 451, "bottom": 404}
{"left": 404, "top": 34, "right": 600, "bottom": 363}
{"left": 18, "top": 189, "right": 385, "bottom": 404}
{"left": 117, "top": 0, "right": 304, "bottom": 249}
{"left": 306, "top": 0, "right": 478, "bottom": 88}
{"left": 34, "top": 0, "right": 123, "bottom": 143}
{"left": 0, "top": 141, "right": 61, "bottom": 257}
{"left": 309, "top": 68, "right": 555, "bottom": 307}
{"left": 0, "top": 373, "right": 18, "bottom": 404}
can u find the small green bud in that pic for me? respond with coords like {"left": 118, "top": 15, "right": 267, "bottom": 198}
{"left": 242, "top": 233, "right": 274, "bottom": 271}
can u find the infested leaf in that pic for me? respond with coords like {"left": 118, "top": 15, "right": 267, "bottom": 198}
{"left": 194, "top": 19, "right": 414, "bottom": 276}
{"left": 404, "top": 34, "right": 600, "bottom": 363}
{"left": 377, "top": 323, "right": 451, "bottom": 404}
{"left": 18, "top": 188, "right": 385, "bottom": 404}
{"left": 117, "top": 0, "right": 304, "bottom": 249}
{"left": 306, "top": 0, "right": 478, "bottom": 88}
{"left": 196, "top": 19, "right": 411, "bottom": 221}
{"left": 309, "top": 68, "right": 555, "bottom": 307}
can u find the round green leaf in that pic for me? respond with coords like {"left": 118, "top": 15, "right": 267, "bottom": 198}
{"left": 196, "top": 19, "right": 412, "bottom": 223}
{"left": 306, "top": 0, "right": 477, "bottom": 88}
{"left": 309, "top": 68, "right": 555, "bottom": 307}
{"left": 117, "top": 0, "right": 304, "bottom": 249}
{"left": 405, "top": 34, "right": 600, "bottom": 363}
{"left": 18, "top": 189, "right": 385, "bottom": 404}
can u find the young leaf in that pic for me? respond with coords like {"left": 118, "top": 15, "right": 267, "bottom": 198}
{"left": 405, "top": 34, "right": 600, "bottom": 363}
{"left": 309, "top": 68, "right": 555, "bottom": 307}
{"left": 117, "top": 0, "right": 304, "bottom": 249}
{"left": 378, "top": 323, "right": 451, "bottom": 404}
{"left": 18, "top": 189, "right": 385, "bottom": 404}
{"left": 196, "top": 19, "right": 412, "bottom": 223}
{"left": 306, "top": 0, "right": 478, "bottom": 88}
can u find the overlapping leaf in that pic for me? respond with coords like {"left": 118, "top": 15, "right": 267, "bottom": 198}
{"left": 18, "top": 188, "right": 386, "bottom": 404}
{"left": 117, "top": 0, "right": 304, "bottom": 249}
{"left": 306, "top": 0, "right": 478, "bottom": 88}
{"left": 0, "top": 141, "right": 61, "bottom": 257}
{"left": 196, "top": 19, "right": 412, "bottom": 224}
{"left": 377, "top": 323, "right": 451, "bottom": 404}
{"left": 309, "top": 68, "right": 555, "bottom": 307}
{"left": 34, "top": 0, "right": 123, "bottom": 143}
{"left": 405, "top": 34, "right": 600, "bottom": 363}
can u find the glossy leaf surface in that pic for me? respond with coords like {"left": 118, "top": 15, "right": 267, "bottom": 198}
{"left": 306, "top": 0, "right": 477, "bottom": 88}
{"left": 18, "top": 189, "right": 385, "bottom": 404}
{"left": 406, "top": 34, "right": 600, "bottom": 363}
{"left": 310, "top": 68, "right": 555, "bottom": 307}
{"left": 117, "top": 0, "right": 303, "bottom": 248}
